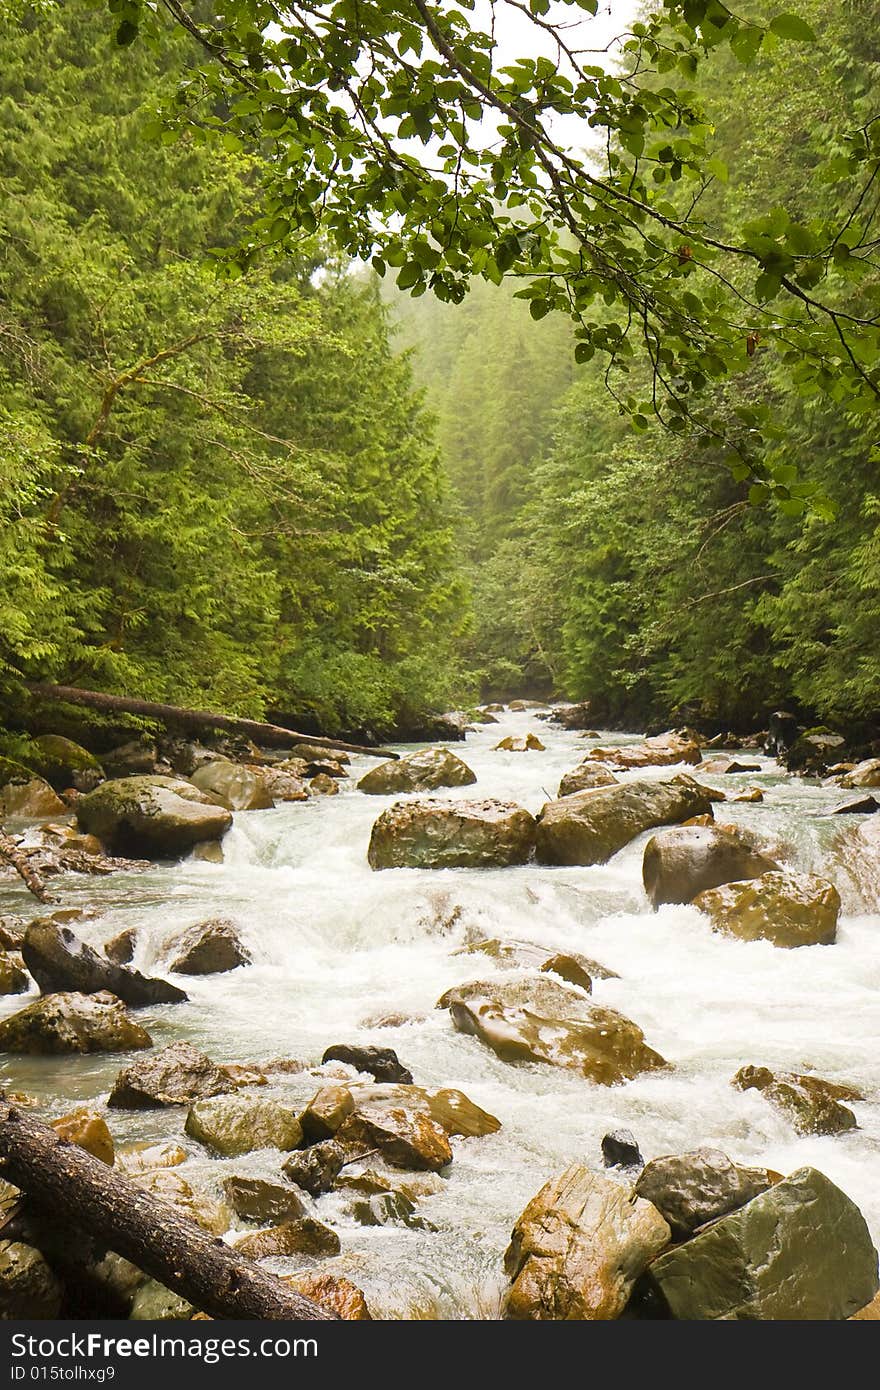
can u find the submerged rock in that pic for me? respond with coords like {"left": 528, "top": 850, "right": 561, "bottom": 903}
{"left": 108, "top": 1041, "right": 257, "bottom": 1109}
{"left": 642, "top": 824, "right": 777, "bottom": 909}
{"left": 535, "top": 775, "right": 713, "bottom": 867}
{"left": 168, "top": 919, "right": 251, "bottom": 975}
{"left": 732, "top": 1065, "right": 858, "bottom": 1135}
{"left": 504, "top": 1164, "right": 671, "bottom": 1319}
{"left": 0, "top": 991, "right": 152, "bottom": 1055}
{"left": 358, "top": 747, "right": 476, "bottom": 795}
{"left": 76, "top": 775, "right": 232, "bottom": 857}
{"left": 557, "top": 762, "right": 619, "bottom": 798}
{"left": 639, "top": 1167, "right": 878, "bottom": 1319}
{"left": 457, "top": 936, "right": 618, "bottom": 982}
{"left": 633, "top": 1148, "right": 770, "bottom": 1237}
{"left": 185, "top": 1095, "right": 303, "bottom": 1155}
{"left": 321, "top": 1044, "right": 413, "bottom": 1084}
{"left": 190, "top": 760, "right": 273, "bottom": 811}
{"left": 222, "top": 1176, "right": 307, "bottom": 1224}
{"left": 693, "top": 870, "right": 840, "bottom": 947}
{"left": 22, "top": 920, "right": 186, "bottom": 1007}
{"left": 368, "top": 797, "right": 536, "bottom": 870}
{"left": 438, "top": 976, "right": 666, "bottom": 1084}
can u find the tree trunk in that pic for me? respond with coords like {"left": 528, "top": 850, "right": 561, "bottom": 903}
{"left": 0, "top": 1097, "right": 336, "bottom": 1321}
{"left": 25, "top": 683, "right": 398, "bottom": 760}
{"left": 0, "top": 829, "right": 56, "bottom": 903}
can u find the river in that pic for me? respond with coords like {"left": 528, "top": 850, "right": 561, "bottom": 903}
{"left": 2, "top": 708, "right": 879, "bottom": 1318}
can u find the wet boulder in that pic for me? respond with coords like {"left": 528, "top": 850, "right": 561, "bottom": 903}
{"left": 368, "top": 797, "right": 536, "bottom": 870}
{"left": 336, "top": 1104, "right": 452, "bottom": 1172}
{"left": 103, "top": 927, "right": 137, "bottom": 965}
{"left": 639, "top": 1167, "right": 879, "bottom": 1320}
{"left": 321, "top": 1043, "right": 413, "bottom": 1084}
{"left": 783, "top": 727, "right": 847, "bottom": 775}
{"left": 236, "top": 1216, "right": 340, "bottom": 1260}
{"left": 309, "top": 773, "right": 339, "bottom": 795}
{"left": 0, "top": 756, "right": 67, "bottom": 819}
{"left": 190, "top": 760, "right": 274, "bottom": 811}
{"left": 114, "top": 1141, "right": 187, "bottom": 1176}
{"left": 133, "top": 1169, "right": 230, "bottom": 1235}
{"left": 588, "top": 729, "right": 702, "bottom": 771}
{"left": 282, "top": 1140, "right": 346, "bottom": 1196}
{"left": 458, "top": 936, "right": 618, "bottom": 981}
{"left": 557, "top": 762, "right": 619, "bottom": 798}
{"left": 22, "top": 920, "right": 186, "bottom": 1007}
{"left": 290, "top": 743, "right": 351, "bottom": 766}
{"left": 168, "top": 918, "right": 251, "bottom": 975}
{"left": 185, "top": 1095, "right": 303, "bottom": 1156}
{"left": 601, "top": 1129, "right": 643, "bottom": 1171}
{"left": 300, "top": 1085, "right": 356, "bottom": 1142}
{"left": 642, "top": 824, "right": 778, "bottom": 909}
{"left": 0, "top": 1243, "right": 63, "bottom": 1318}
{"left": 102, "top": 738, "right": 158, "bottom": 778}
{"left": 108, "top": 1041, "right": 255, "bottom": 1109}
{"left": 732, "top": 1065, "right": 859, "bottom": 1135}
{"left": 504, "top": 1165, "right": 671, "bottom": 1320}
{"left": 0, "top": 950, "right": 29, "bottom": 994}
{"left": 358, "top": 747, "right": 476, "bottom": 796}
{"left": 764, "top": 710, "right": 800, "bottom": 758}
{"left": 222, "top": 1176, "right": 307, "bottom": 1225}
{"left": 438, "top": 976, "right": 666, "bottom": 1085}
{"left": 494, "top": 734, "right": 545, "bottom": 752}
{"left": 535, "top": 775, "right": 714, "bottom": 867}
{"left": 839, "top": 758, "right": 880, "bottom": 789}
{"left": 693, "top": 870, "right": 840, "bottom": 948}
{"left": 50, "top": 1107, "right": 115, "bottom": 1164}
{"left": 826, "top": 794, "right": 880, "bottom": 815}
{"left": 27, "top": 735, "right": 104, "bottom": 793}
{"left": 250, "top": 765, "right": 309, "bottom": 802}
{"left": 633, "top": 1148, "right": 770, "bottom": 1237}
{"left": 550, "top": 702, "right": 594, "bottom": 730}
{"left": 0, "top": 991, "right": 152, "bottom": 1054}
{"left": 282, "top": 1272, "right": 371, "bottom": 1320}
{"left": 75, "top": 776, "right": 232, "bottom": 857}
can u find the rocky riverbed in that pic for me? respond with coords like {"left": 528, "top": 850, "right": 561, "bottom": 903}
{"left": 1, "top": 708, "right": 879, "bottom": 1319}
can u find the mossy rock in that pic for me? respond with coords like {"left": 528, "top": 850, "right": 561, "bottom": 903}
{"left": 25, "top": 735, "right": 104, "bottom": 791}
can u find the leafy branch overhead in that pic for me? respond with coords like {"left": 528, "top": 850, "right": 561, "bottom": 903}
{"left": 101, "top": 0, "right": 880, "bottom": 511}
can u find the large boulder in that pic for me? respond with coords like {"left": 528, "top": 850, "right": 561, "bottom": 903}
{"left": 783, "top": 727, "right": 847, "bottom": 775}
{"left": 633, "top": 1149, "right": 770, "bottom": 1237}
{"left": 0, "top": 950, "right": 29, "bottom": 995}
{"left": 732, "top": 1065, "right": 858, "bottom": 1135}
{"left": 336, "top": 1102, "right": 452, "bottom": 1172}
{"left": 588, "top": 730, "right": 702, "bottom": 771}
{"left": 457, "top": 937, "right": 617, "bottom": 983}
{"left": 535, "top": 775, "right": 714, "bottom": 867}
{"left": 321, "top": 1044, "right": 413, "bottom": 1084}
{"left": 494, "top": 734, "right": 545, "bottom": 752}
{"left": 764, "top": 710, "right": 800, "bottom": 758}
{"left": 504, "top": 1165, "right": 670, "bottom": 1319}
{"left": 0, "top": 991, "right": 152, "bottom": 1054}
{"left": 26, "top": 735, "right": 104, "bottom": 793}
{"left": 222, "top": 1176, "right": 307, "bottom": 1224}
{"left": 76, "top": 776, "right": 232, "bottom": 857}
{"left": 250, "top": 765, "right": 309, "bottom": 802}
{"left": 639, "top": 1167, "right": 879, "bottom": 1319}
{"left": 358, "top": 747, "right": 476, "bottom": 796}
{"left": 0, "top": 756, "right": 66, "bottom": 819}
{"left": 693, "top": 870, "right": 840, "bottom": 947}
{"left": 185, "top": 1095, "right": 303, "bottom": 1155}
{"left": 368, "top": 798, "right": 536, "bottom": 870}
{"left": 168, "top": 919, "right": 250, "bottom": 975}
{"left": 300, "top": 1080, "right": 498, "bottom": 1151}
{"left": 282, "top": 1140, "right": 346, "bottom": 1196}
{"left": 558, "top": 762, "right": 619, "bottom": 798}
{"left": 550, "top": 702, "right": 594, "bottom": 730}
{"left": 642, "top": 825, "right": 778, "bottom": 909}
{"left": 50, "top": 1107, "right": 115, "bottom": 1164}
{"left": 108, "top": 1041, "right": 259, "bottom": 1108}
{"left": 839, "top": 758, "right": 880, "bottom": 789}
{"left": 190, "top": 760, "right": 273, "bottom": 811}
{"left": 438, "top": 976, "right": 666, "bottom": 1084}
{"left": 0, "top": 1243, "right": 63, "bottom": 1318}
{"left": 235, "top": 1217, "right": 340, "bottom": 1260}
{"left": 22, "top": 920, "right": 186, "bottom": 1007}
{"left": 282, "top": 1272, "right": 371, "bottom": 1321}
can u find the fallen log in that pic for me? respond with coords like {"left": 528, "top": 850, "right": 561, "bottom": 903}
{"left": 25, "top": 682, "right": 398, "bottom": 760}
{"left": 0, "top": 828, "right": 56, "bottom": 903}
{"left": 0, "top": 1096, "right": 336, "bottom": 1321}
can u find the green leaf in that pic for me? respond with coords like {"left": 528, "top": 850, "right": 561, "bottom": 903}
{"left": 769, "top": 13, "right": 817, "bottom": 42}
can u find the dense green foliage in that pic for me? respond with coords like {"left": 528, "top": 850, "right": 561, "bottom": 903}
{"left": 399, "top": 0, "right": 880, "bottom": 728}
{"left": 0, "top": 2, "right": 470, "bottom": 736}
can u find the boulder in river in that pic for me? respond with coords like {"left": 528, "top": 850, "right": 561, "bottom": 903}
{"left": 494, "top": 734, "right": 545, "bottom": 752}
{"left": 336, "top": 1103, "right": 452, "bottom": 1172}
{"left": 0, "top": 1243, "right": 63, "bottom": 1318}
{"left": 282, "top": 1271, "right": 371, "bottom": 1320}
{"left": 108, "top": 1041, "right": 262, "bottom": 1108}
{"left": 300, "top": 1084, "right": 356, "bottom": 1142}
{"left": 50, "top": 1107, "right": 115, "bottom": 1164}
{"left": 321, "top": 1043, "right": 413, "bottom": 1084}
{"left": 535, "top": 775, "right": 714, "bottom": 867}
{"left": 358, "top": 747, "right": 477, "bottom": 796}
{"left": 839, "top": 758, "right": 880, "bottom": 789}
{"left": 0, "top": 991, "right": 152, "bottom": 1054}
{"left": 222, "top": 1176, "right": 307, "bottom": 1224}
{"left": 309, "top": 773, "right": 339, "bottom": 795}
{"left": 642, "top": 824, "right": 778, "bottom": 909}
{"left": 557, "top": 762, "right": 619, "bottom": 798}
{"left": 633, "top": 1148, "right": 771, "bottom": 1237}
{"left": 102, "top": 737, "right": 158, "bottom": 778}
{"left": 457, "top": 936, "right": 618, "bottom": 982}
{"left": 282, "top": 1140, "right": 346, "bottom": 1196}
{"left": 0, "top": 756, "right": 67, "bottom": 818}
{"left": 438, "top": 976, "right": 667, "bottom": 1085}
{"left": 0, "top": 950, "right": 29, "bottom": 995}
{"left": 190, "top": 759, "right": 274, "bottom": 811}
{"left": 732, "top": 1065, "right": 859, "bottom": 1135}
{"left": 22, "top": 920, "right": 186, "bottom": 1007}
{"left": 75, "top": 775, "right": 232, "bottom": 857}
{"left": 26, "top": 735, "right": 105, "bottom": 793}
{"left": 588, "top": 729, "right": 702, "bottom": 771}
{"left": 168, "top": 918, "right": 251, "bottom": 975}
{"left": 783, "top": 727, "right": 847, "bottom": 775}
{"left": 368, "top": 797, "right": 537, "bottom": 870}
{"left": 249, "top": 765, "right": 309, "bottom": 801}
{"left": 638, "top": 1167, "right": 878, "bottom": 1319}
{"left": 235, "top": 1217, "right": 340, "bottom": 1261}
{"left": 103, "top": 927, "right": 137, "bottom": 964}
{"left": 290, "top": 743, "right": 351, "bottom": 766}
{"left": 504, "top": 1164, "right": 671, "bottom": 1319}
{"left": 764, "top": 709, "right": 800, "bottom": 758}
{"left": 185, "top": 1095, "right": 303, "bottom": 1155}
{"left": 693, "top": 870, "right": 840, "bottom": 947}
{"left": 601, "top": 1129, "right": 644, "bottom": 1171}
{"left": 549, "top": 701, "right": 594, "bottom": 730}
{"left": 133, "top": 1169, "right": 230, "bottom": 1235}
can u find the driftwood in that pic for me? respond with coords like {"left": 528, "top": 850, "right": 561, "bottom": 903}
{"left": 0, "top": 1097, "right": 336, "bottom": 1321}
{"left": 0, "top": 828, "right": 56, "bottom": 903}
{"left": 25, "top": 682, "right": 398, "bottom": 760}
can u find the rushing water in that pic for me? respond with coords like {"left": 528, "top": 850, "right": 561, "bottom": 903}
{"left": 2, "top": 709, "right": 879, "bottom": 1318}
